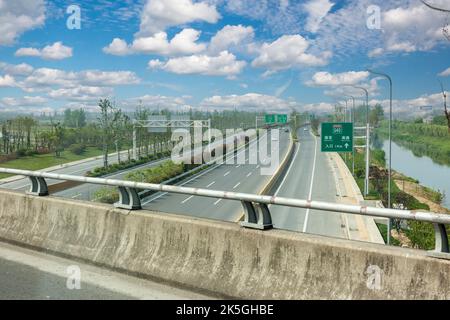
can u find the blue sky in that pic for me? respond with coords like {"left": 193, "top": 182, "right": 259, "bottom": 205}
{"left": 0, "top": 0, "right": 449, "bottom": 117}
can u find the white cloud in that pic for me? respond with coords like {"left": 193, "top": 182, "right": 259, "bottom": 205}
{"left": 313, "top": 0, "right": 449, "bottom": 59}
{"left": 307, "top": 71, "right": 370, "bottom": 87}
{"left": 0, "top": 0, "right": 45, "bottom": 45}
{"left": 369, "top": 91, "right": 446, "bottom": 118}
{"left": 137, "top": 0, "right": 220, "bottom": 36}
{"left": 121, "top": 94, "right": 191, "bottom": 112}
{"left": 102, "top": 38, "right": 131, "bottom": 56}
{"left": 438, "top": 67, "right": 450, "bottom": 77}
{"left": 0, "top": 62, "right": 34, "bottom": 75}
{"left": 15, "top": 42, "right": 73, "bottom": 60}
{"left": 48, "top": 86, "right": 114, "bottom": 102}
{"left": 0, "top": 96, "right": 48, "bottom": 109}
{"left": 149, "top": 51, "right": 246, "bottom": 78}
{"left": 304, "top": 0, "right": 334, "bottom": 33}
{"left": 252, "top": 35, "right": 331, "bottom": 74}
{"left": 200, "top": 93, "right": 300, "bottom": 112}
{"left": 0, "top": 74, "right": 16, "bottom": 87}
{"left": 368, "top": 48, "right": 384, "bottom": 58}
{"left": 208, "top": 25, "right": 254, "bottom": 53}
{"left": 20, "top": 68, "right": 140, "bottom": 92}
{"left": 104, "top": 29, "right": 206, "bottom": 56}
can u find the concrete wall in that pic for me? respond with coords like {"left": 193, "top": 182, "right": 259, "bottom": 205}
{"left": 0, "top": 188, "right": 449, "bottom": 299}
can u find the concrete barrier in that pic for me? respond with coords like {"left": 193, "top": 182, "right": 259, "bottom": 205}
{"left": 0, "top": 189, "right": 449, "bottom": 299}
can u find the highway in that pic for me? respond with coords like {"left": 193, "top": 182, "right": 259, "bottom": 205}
{"left": 0, "top": 241, "right": 210, "bottom": 300}
{"left": 54, "top": 157, "right": 170, "bottom": 201}
{"left": 141, "top": 129, "right": 291, "bottom": 222}
{"left": 0, "top": 149, "right": 140, "bottom": 192}
{"left": 271, "top": 126, "right": 376, "bottom": 240}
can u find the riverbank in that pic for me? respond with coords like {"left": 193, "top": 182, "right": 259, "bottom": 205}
{"left": 376, "top": 120, "right": 450, "bottom": 166}
{"left": 340, "top": 147, "right": 449, "bottom": 250}
{"left": 393, "top": 172, "right": 450, "bottom": 214}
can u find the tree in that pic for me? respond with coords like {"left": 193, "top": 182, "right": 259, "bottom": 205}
{"left": 369, "top": 104, "right": 384, "bottom": 127}
{"left": 438, "top": 80, "right": 450, "bottom": 133}
{"left": 50, "top": 122, "right": 65, "bottom": 157}
{"left": 98, "top": 99, "right": 115, "bottom": 168}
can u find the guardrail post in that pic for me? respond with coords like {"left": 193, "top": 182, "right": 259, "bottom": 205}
{"left": 27, "top": 176, "right": 48, "bottom": 196}
{"left": 115, "top": 187, "right": 142, "bottom": 210}
{"left": 433, "top": 223, "right": 449, "bottom": 253}
{"left": 240, "top": 201, "right": 273, "bottom": 230}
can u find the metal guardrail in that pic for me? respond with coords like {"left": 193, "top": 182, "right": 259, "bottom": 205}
{"left": 0, "top": 167, "right": 449, "bottom": 254}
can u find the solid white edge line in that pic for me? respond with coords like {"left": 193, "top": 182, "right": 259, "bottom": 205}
{"left": 302, "top": 131, "right": 318, "bottom": 233}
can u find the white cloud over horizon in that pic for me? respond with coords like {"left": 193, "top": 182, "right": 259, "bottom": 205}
{"left": 15, "top": 42, "right": 73, "bottom": 60}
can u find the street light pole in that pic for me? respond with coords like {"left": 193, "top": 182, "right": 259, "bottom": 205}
{"left": 344, "top": 95, "right": 356, "bottom": 176}
{"left": 368, "top": 69, "right": 393, "bottom": 245}
{"left": 353, "top": 86, "right": 370, "bottom": 196}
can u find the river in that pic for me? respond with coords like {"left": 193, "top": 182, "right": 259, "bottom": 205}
{"left": 376, "top": 139, "right": 450, "bottom": 209}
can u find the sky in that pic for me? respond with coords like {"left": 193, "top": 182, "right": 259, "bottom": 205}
{"left": 0, "top": 0, "right": 449, "bottom": 117}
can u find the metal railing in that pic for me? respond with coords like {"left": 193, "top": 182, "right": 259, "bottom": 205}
{"left": 0, "top": 168, "right": 449, "bottom": 255}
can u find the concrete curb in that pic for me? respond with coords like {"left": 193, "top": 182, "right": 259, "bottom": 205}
{"left": 0, "top": 189, "right": 449, "bottom": 300}
{"left": 331, "top": 153, "right": 385, "bottom": 244}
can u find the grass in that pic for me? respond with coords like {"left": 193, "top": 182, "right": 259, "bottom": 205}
{"left": 0, "top": 147, "right": 103, "bottom": 179}
{"left": 376, "top": 223, "right": 401, "bottom": 246}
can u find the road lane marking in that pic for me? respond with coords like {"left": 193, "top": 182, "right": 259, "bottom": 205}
{"left": 181, "top": 195, "right": 194, "bottom": 204}
{"left": 214, "top": 199, "right": 222, "bottom": 205}
{"left": 206, "top": 181, "right": 215, "bottom": 188}
{"left": 273, "top": 143, "right": 300, "bottom": 196}
{"left": 246, "top": 172, "right": 252, "bottom": 178}
{"left": 303, "top": 132, "right": 318, "bottom": 234}
{"left": 142, "top": 165, "right": 219, "bottom": 205}
{"left": 140, "top": 133, "right": 268, "bottom": 206}
{"left": 72, "top": 193, "right": 82, "bottom": 199}
{"left": 236, "top": 165, "right": 241, "bottom": 168}
{"left": 233, "top": 182, "right": 241, "bottom": 189}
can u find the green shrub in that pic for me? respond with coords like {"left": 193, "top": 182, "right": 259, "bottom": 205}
{"left": 69, "top": 144, "right": 86, "bottom": 155}
{"left": 93, "top": 187, "right": 119, "bottom": 204}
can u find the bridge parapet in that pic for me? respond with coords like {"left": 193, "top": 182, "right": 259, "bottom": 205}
{"left": 0, "top": 167, "right": 449, "bottom": 255}
{"left": 0, "top": 188, "right": 449, "bottom": 299}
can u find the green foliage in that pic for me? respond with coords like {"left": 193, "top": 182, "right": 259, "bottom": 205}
{"left": 432, "top": 115, "right": 448, "bottom": 126}
{"left": 93, "top": 160, "right": 186, "bottom": 204}
{"left": 93, "top": 187, "right": 119, "bottom": 204}
{"left": 86, "top": 151, "right": 172, "bottom": 177}
{"left": 64, "top": 108, "right": 86, "bottom": 128}
{"left": 125, "top": 160, "right": 184, "bottom": 183}
{"left": 68, "top": 143, "right": 86, "bottom": 155}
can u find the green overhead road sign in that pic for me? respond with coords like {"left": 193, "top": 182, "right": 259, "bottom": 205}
{"left": 321, "top": 122, "right": 353, "bottom": 153}
{"left": 276, "top": 114, "right": 288, "bottom": 124}
{"left": 265, "top": 114, "right": 276, "bottom": 124}
{"left": 265, "top": 114, "right": 288, "bottom": 124}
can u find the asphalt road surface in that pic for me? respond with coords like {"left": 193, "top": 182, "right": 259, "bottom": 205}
{"left": 271, "top": 127, "right": 349, "bottom": 238}
{"left": 0, "top": 241, "right": 210, "bottom": 300}
{"left": 141, "top": 129, "right": 291, "bottom": 222}
{"left": 0, "top": 149, "right": 135, "bottom": 192}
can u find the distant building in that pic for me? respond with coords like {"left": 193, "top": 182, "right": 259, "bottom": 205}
{"left": 424, "top": 116, "right": 434, "bottom": 124}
